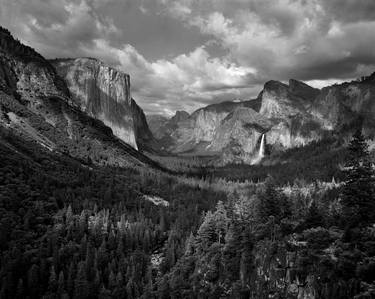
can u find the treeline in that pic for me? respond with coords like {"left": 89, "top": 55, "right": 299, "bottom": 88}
{"left": 154, "top": 130, "right": 375, "bottom": 298}
{"left": 150, "top": 138, "right": 346, "bottom": 185}
{"left": 0, "top": 129, "right": 225, "bottom": 298}
{"left": 0, "top": 26, "right": 46, "bottom": 62}
{"left": 210, "top": 138, "right": 346, "bottom": 184}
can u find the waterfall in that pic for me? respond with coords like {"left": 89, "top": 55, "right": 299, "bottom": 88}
{"left": 251, "top": 134, "right": 266, "bottom": 165}
{"left": 258, "top": 134, "right": 265, "bottom": 160}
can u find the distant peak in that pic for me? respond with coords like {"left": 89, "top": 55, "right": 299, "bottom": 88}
{"left": 172, "top": 110, "right": 189, "bottom": 121}
{"left": 289, "top": 78, "right": 310, "bottom": 88}
{"left": 260, "top": 79, "right": 319, "bottom": 101}
{"left": 288, "top": 78, "right": 320, "bottom": 100}
{"left": 264, "top": 80, "right": 288, "bottom": 89}
{"left": 289, "top": 78, "right": 319, "bottom": 91}
{"left": 175, "top": 110, "right": 189, "bottom": 116}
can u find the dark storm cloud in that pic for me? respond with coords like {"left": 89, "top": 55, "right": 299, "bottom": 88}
{"left": 163, "top": 0, "right": 375, "bottom": 85}
{"left": 321, "top": 0, "right": 375, "bottom": 23}
{"left": 1, "top": 0, "right": 375, "bottom": 114}
{"left": 0, "top": 0, "right": 120, "bottom": 58}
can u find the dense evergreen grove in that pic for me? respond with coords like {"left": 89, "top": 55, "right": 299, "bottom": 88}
{"left": 209, "top": 137, "right": 347, "bottom": 185}
{"left": 0, "top": 128, "right": 224, "bottom": 298}
{"left": 149, "top": 138, "right": 347, "bottom": 185}
{"left": 1, "top": 127, "right": 375, "bottom": 298}
{"left": 153, "top": 129, "right": 375, "bottom": 298}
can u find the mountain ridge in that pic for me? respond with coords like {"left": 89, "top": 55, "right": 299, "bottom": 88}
{"left": 0, "top": 26, "right": 160, "bottom": 169}
{"left": 150, "top": 74, "right": 375, "bottom": 163}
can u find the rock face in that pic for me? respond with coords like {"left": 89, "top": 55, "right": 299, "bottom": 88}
{"left": 210, "top": 107, "right": 271, "bottom": 164}
{"left": 152, "top": 75, "right": 375, "bottom": 164}
{"left": 310, "top": 76, "right": 375, "bottom": 137}
{"left": 147, "top": 111, "right": 189, "bottom": 140}
{"left": 147, "top": 114, "right": 170, "bottom": 139}
{"left": 0, "top": 28, "right": 69, "bottom": 100}
{"left": 130, "top": 98, "right": 155, "bottom": 150}
{"left": 51, "top": 58, "right": 153, "bottom": 150}
{"left": 0, "top": 26, "right": 159, "bottom": 168}
{"left": 151, "top": 81, "right": 324, "bottom": 163}
{"left": 257, "top": 79, "right": 325, "bottom": 150}
{"left": 154, "top": 99, "right": 262, "bottom": 155}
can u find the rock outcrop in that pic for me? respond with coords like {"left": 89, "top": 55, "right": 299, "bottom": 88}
{"left": 0, "top": 26, "right": 159, "bottom": 168}
{"left": 51, "top": 58, "right": 154, "bottom": 150}
{"left": 310, "top": 76, "right": 375, "bottom": 138}
{"left": 150, "top": 80, "right": 325, "bottom": 163}
{"left": 257, "top": 79, "right": 325, "bottom": 150}
{"left": 0, "top": 28, "right": 69, "bottom": 100}
{"left": 153, "top": 99, "right": 262, "bottom": 155}
{"left": 130, "top": 98, "right": 155, "bottom": 150}
{"left": 210, "top": 107, "right": 271, "bottom": 164}
{"left": 152, "top": 75, "right": 375, "bottom": 164}
{"left": 147, "top": 111, "right": 189, "bottom": 140}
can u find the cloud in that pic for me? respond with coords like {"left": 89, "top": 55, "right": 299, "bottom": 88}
{"left": 91, "top": 40, "right": 258, "bottom": 114}
{"left": 1, "top": 0, "right": 375, "bottom": 115}
{"left": 0, "top": 0, "right": 119, "bottom": 58}
{"left": 160, "top": 0, "right": 375, "bottom": 81}
{"left": 321, "top": 0, "right": 375, "bottom": 23}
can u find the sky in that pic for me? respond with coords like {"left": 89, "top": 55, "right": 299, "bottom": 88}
{"left": 1, "top": 0, "right": 375, "bottom": 116}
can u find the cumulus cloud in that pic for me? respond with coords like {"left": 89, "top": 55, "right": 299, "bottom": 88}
{"left": 89, "top": 39, "right": 258, "bottom": 114}
{"left": 160, "top": 0, "right": 375, "bottom": 81}
{"left": 0, "top": 0, "right": 119, "bottom": 58}
{"left": 1, "top": 0, "right": 375, "bottom": 114}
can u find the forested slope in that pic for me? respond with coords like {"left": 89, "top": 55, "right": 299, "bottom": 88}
{"left": 154, "top": 130, "right": 375, "bottom": 299}
{"left": 0, "top": 128, "right": 226, "bottom": 298}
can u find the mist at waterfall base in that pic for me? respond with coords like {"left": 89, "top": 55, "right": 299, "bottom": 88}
{"left": 251, "top": 134, "right": 265, "bottom": 165}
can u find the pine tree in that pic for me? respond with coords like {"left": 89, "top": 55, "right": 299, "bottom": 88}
{"left": 341, "top": 129, "right": 375, "bottom": 227}
{"left": 74, "top": 261, "right": 88, "bottom": 299}
{"left": 97, "top": 239, "right": 108, "bottom": 270}
{"left": 57, "top": 271, "right": 66, "bottom": 296}
{"left": 240, "top": 227, "right": 254, "bottom": 290}
{"left": 256, "top": 176, "right": 282, "bottom": 222}
{"left": 184, "top": 232, "right": 195, "bottom": 255}
{"left": 213, "top": 201, "right": 229, "bottom": 244}
{"left": 15, "top": 279, "right": 24, "bottom": 299}
{"left": 113, "top": 272, "right": 126, "bottom": 298}
{"left": 27, "top": 264, "right": 40, "bottom": 298}
{"left": 66, "top": 262, "right": 75, "bottom": 297}
{"left": 196, "top": 211, "right": 217, "bottom": 250}
{"left": 157, "top": 276, "right": 170, "bottom": 299}
{"left": 98, "top": 286, "right": 112, "bottom": 299}
{"left": 108, "top": 270, "right": 116, "bottom": 290}
{"left": 304, "top": 200, "right": 324, "bottom": 229}
{"left": 85, "top": 242, "right": 95, "bottom": 280}
{"left": 48, "top": 265, "right": 58, "bottom": 293}
{"left": 66, "top": 205, "right": 74, "bottom": 224}
{"left": 222, "top": 223, "right": 241, "bottom": 282}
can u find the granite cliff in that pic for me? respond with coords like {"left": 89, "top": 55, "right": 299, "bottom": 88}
{"left": 151, "top": 76, "right": 375, "bottom": 164}
{"left": 51, "top": 58, "right": 154, "bottom": 150}
{"left": 0, "top": 26, "right": 159, "bottom": 168}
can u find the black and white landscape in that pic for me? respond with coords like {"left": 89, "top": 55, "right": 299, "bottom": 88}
{"left": 1, "top": 1, "right": 375, "bottom": 298}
